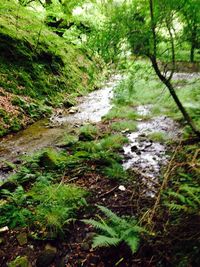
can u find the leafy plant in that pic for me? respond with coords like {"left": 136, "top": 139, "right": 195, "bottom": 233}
{"left": 79, "top": 124, "right": 99, "bottom": 141}
{"left": 164, "top": 184, "right": 200, "bottom": 214}
{"left": 83, "top": 205, "right": 145, "bottom": 253}
{"left": 104, "top": 162, "right": 127, "bottom": 181}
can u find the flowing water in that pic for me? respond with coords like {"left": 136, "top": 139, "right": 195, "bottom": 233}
{"left": 123, "top": 106, "right": 181, "bottom": 197}
{"left": 0, "top": 72, "right": 185, "bottom": 190}
{"left": 0, "top": 74, "right": 122, "bottom": 179}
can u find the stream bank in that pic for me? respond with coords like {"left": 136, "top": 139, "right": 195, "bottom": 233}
{"left": 0, "top": 68, "right": 199, "bottom": 267}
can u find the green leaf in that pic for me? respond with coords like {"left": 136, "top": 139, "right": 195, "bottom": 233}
{"left": 92, "top": 235, "right": 120, "bottom": 248}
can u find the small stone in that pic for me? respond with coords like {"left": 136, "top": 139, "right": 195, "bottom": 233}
{"left": 118, "top": 185, "right": 126, "bottom": 191}
{"left": 68, "top": 107, "right": 78, "bottom": 114}
{"left": 0, "top": 226, "right": 9, "bottom": 233}
{"left": 17, "top": 232, "right": 28, "bottom": 246}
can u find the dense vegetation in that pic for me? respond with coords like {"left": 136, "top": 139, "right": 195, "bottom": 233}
{"left": 0, "top": 0, "right": 199, "bottom": 266}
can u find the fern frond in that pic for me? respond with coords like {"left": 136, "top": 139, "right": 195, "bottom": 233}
{"left": 82, "top": 219, "right": 117, "bottom": 237}
{"left": 97, "top": 205, "right": 125, "bottom": 225}
{"left": 125, "top": 235, "right": 140, "bottom": 253}
{"left": 92, "top": 235, "right": 120, "bottom": 248}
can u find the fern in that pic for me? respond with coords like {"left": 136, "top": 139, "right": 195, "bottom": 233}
{"left": 83, "top": 205, "right": 145, "bottom": 253}
{"left": 164, "top": 183, "right": 200, "bottom": 214}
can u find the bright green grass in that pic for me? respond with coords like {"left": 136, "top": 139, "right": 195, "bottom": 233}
{"left": 111, "top": 120, "right": 137, "bottom": 132}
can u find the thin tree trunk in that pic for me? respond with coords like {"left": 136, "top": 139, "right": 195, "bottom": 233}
{"left": 190, "top": 43, "right": 195, "bottom": 62}
{"left": 149, "top": 0, "right": 200, "bottom": 137}
{"left": 150, "top": 56, "right": 200, "bottom": 137}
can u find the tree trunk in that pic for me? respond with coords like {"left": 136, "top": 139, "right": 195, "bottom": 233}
{"left": 150, "top": 56, "right": 200, "bottom": 137}
{"left": 190, "top": 43, "right": 195, "bottom": 62}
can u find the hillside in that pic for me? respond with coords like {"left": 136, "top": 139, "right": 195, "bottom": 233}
{"left": 0, "top": 0, "right": 103, "bottom": 136}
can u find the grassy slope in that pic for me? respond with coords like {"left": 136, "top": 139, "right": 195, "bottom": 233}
{"left": 0, "top": 0, "right": 103, "bottom": 136}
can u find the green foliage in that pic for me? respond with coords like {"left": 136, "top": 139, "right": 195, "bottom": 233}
{"left": 164, "top": 184, "right": 200, "bottom": 214}
{"left": 38, "top": 149, "right": 66, "bottom": 170}
{"left": 0, "top": 0, "right": 103, "bottom": 136}
{"left": 29, "top": 183, "right": 87, "bottom": 235}
{"left": 8, "top": 256, "right": 30, "bottom": 267}
{"left": 104, "top": 162, "right": 127, "bottom": 181}
{"left": 111, "top": 120, "right": 137, "bottom": 132}
{"left": 56, "top": 133, "right": 78, "bottom": 147}
{"left": 79, "top": 124, "right": 99, "bottom": 141}
{"left": 83, "top": 205, "right": 145, "bottom": 253}
{"left": 99, "top": 134, "right": 128, "bottom": 151}
{"left": 0, "top": 182, "right": 87, "bottom": 236}
{"left": 147, "top": 132, "right": 168, "bottom": 143}
{"left": 103, "top": 106, "right": 138, "bottom": 121}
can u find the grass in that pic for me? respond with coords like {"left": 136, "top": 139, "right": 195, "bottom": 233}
{"left": 103, "top": 106, "right": 138, "bottom": 121}
{"left": 104, "top": 162, "right": 127, "bottom": 181}
{"left": 111, "top": 120, "right": 137, "bottom": 132}
{"left": 79, "top": 124, "right": 99, "bottom": 141}
{"left": 147, "top": 132, "right": 169, "bottom": 143}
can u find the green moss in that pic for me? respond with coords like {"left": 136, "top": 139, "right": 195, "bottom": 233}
{"left": 0, "top": 0, "right": 103, "bottom": 137}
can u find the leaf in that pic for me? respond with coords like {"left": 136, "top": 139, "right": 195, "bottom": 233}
{"left": 125, "top": 235, "right": 140, "bottom": 253}
{"left": 82, "top": 219, "right": 117, "bottom": 237}
{"left": 92, "top": 235, "right": 120, "bottom": 248}
{"left": 97, "top": 205, "right": 125, "bottom": 225}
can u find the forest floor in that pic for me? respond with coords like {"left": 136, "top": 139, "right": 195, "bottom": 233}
{"left": 0, "top": 61, "right": 200, "bottom": 267}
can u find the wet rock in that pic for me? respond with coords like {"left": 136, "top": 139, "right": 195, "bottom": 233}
{"left": 8, "top": 256, "right": 31, "bottom": 267}
{"left": 131, "top": 145, "right": 138, "bottom": 152}
{"left": 68, "top": 107, "right": 79, "bottom": 114}
{"left": 17, "top": 232, "right": 28, "bottom": 246}
{"left": 36, "top": 250, "right": 56, "bottom": 267}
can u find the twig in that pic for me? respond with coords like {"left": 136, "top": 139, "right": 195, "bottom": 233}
{"left": 98, "top": 186, "right": 118, "bottom": 198}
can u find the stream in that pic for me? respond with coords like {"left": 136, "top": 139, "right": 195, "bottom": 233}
{"left": 0, "top": 75, "right": 121, "bottom": 179}
{"left": 0, "top": 72, "right": 192, "bottom": 188}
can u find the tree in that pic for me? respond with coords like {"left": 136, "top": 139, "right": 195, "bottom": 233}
{"left": 127, "top": 0, "right": 200, "bottom": 136}
{"left": 180, "top": 0, "right": 200, "bottom": 62}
